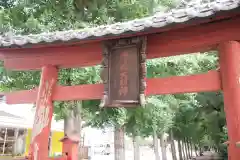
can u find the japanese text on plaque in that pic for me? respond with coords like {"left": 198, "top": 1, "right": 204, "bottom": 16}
{"left": 119, "top": 51, "right": 129, "bottom": 97}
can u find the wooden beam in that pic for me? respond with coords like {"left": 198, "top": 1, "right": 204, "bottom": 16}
{"left": 146, "top": 70, "right": 221, "bottom": 95}
{"left": 1, "top": 17, "right": 240, "bottom": 70}
{"left": 3, "top": 43, "right": 102, "bottom": 70}
{"left": 5, "top": 70, "right": 221, "bottom": 104}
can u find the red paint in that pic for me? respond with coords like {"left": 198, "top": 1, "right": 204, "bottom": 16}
{"left": 219, "top": 41, "right": 240, "bottom": 160}
{"left": 5, "top": 71, "right": 221, "bottom": 104}
{"left": 28, "top": 66, "right": 58, "bottom": 160}
{"left": 146, "top": 70, "right": 221, "bottom": 95}
{"left": 3, "top": 43, "right": 102, "bottom": 70}
{"left": 219, "top": 42, "right": 240, "bottom": 158}
{"left": 1, "top": 17, "right": 240, "bottom": 70}
{"left": 49, "top": 157, "right": 66, "bottom": 160}
{"left": 60, "top": 136, "right": 79, "bottom": 160}
{"left": 0, "top": 54, "right": 4, "bottom": 60}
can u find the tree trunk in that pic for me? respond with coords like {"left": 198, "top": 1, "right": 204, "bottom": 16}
{"left": 190, "top": 141, "right": 193, "bottom": 158}
{"left": 153, "top": 130, "right": 160, "bottom": 160}
{"left": 177, "top": 140, "right": 183, "bottom": 160}
{"left": 159, "top": 134, "right": 167, "bottom": 160}
{"left": 184, "top": 138, "right": 189, "bottom": 159}
{"left": 114, "top": 126, "right": 125, "bottom": 160}
{"left": 74, "top": 101, "right": 83, "bottom": 159}
{"left": 199, "top": 146, "right": 203, "bottom": 156}
{"left": 64, "top": 101, "right": 82, "bottom": 159}
{"left": 132, "top": 135, "right": 140, "bottom": 160}
{"left": 64, "top": 101, "right": 82, "bottom": 134}
{"left": 194, "top": 145, "right": 198, "bottom": 157}
{"left": 64, "top": 114, "right": 67, "bottom": 133}
{"left": 170, "top": 131, "right": 177, "bottom": 160}
{"left": 64, "top": 107, "right": 74, "bottom": 135}
{"left": 73, "top": 101, "right": 82, "bottom": 144}
{"left": 187, "top": 139, "right": 191, "bottom": 158}
{"left": 182, "top": 141, "right": 186, "bottom": 160}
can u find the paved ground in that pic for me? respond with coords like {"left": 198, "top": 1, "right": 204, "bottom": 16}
{"left": 91, "top": 149, "right": 173, "bottom": 160}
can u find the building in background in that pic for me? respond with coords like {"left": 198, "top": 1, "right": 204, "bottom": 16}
{"left": 0, "top": 103, "right": 117, "bottom": 158}
{"left": 0, "top": 104, "right": 64, "bottom": 157}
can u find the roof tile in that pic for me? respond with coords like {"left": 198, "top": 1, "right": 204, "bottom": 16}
{"left": 0, "top": 0, "right": 239, "bottom": 48}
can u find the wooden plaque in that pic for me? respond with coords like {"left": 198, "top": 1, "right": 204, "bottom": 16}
{"left": 100, "top": 37, "right": 147, "bottom": 107}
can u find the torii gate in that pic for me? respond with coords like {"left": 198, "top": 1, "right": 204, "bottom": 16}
{"left": 0, "top": 0, "right": 240, "bottom": 160}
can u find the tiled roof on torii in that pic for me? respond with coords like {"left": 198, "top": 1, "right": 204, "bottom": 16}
{"left": 0, "top": 0, "right": 239, "bottom": 48}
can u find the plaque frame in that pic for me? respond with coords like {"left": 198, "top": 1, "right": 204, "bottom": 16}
{"left": 99, "top": 36, "right": 147, "bottom": 107}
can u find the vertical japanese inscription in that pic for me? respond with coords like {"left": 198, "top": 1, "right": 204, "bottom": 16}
{"left": 119, "top": 52, "right": 129, "bottom": 97}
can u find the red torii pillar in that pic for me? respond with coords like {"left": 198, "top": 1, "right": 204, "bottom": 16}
{"left": 219, "top": 41, "right": 240, "bottom": 160}
{"left": 28, "top": 65, "right": 58, "bottom": 160}
{"left": 27, "top": 65, "right": 79, "bottom": 160}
